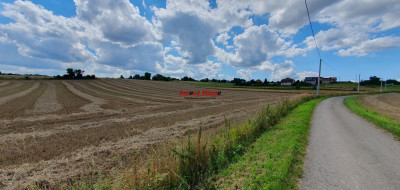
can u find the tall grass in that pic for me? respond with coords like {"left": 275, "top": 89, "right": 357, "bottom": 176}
{"left": 71, "top": 96, "right": 316, "bottom": 189}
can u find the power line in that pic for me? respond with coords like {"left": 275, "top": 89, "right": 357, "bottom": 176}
{"left": 304, "top": 0, "right": 321, "bottom": 60}
{"left": 322, "top": 60, "right": 353, "bottom": 78}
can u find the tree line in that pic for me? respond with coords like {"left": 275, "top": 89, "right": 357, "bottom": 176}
{"left": 360, "top": 76, "right": 400, "bottom": 85}
{"left": 54, "top": 68, "right": 96, "bottom": 79}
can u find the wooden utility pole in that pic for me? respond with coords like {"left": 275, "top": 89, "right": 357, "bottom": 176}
{"left": 358, "top": 74, "right": 360, "bottom": 94}
{"left": 317, "top": 59, "right": 321, "bottom": 96}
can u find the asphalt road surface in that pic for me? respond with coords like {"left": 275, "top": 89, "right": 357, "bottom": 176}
{"left": 301, "top": 96, "right": 400, "bottom": 190}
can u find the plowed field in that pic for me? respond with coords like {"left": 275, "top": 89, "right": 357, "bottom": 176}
{"left": 0, "top": 79, "right": 301, "bottom": 189}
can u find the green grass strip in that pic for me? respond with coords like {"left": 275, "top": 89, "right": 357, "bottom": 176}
{"left": 211, "top": 97, "right": 326, "bottom": 190}
{"left": 344, "top": 95, "right": 400, "bottom": 139}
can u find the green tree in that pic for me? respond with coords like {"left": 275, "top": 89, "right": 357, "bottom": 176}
{"left": 144, "top": 72, "right": 151, "bottom": 80}
{"left": 75, "top": 69, "right": 83, "bottom": 79}
{"left": 66, "top": 68, "right": 74, "bottom": 79}
{"left": 133, "top": 74, "right": 141, "bottom": 79}
{"left": 120, "top": 75, "right": 125, "bottom": 79}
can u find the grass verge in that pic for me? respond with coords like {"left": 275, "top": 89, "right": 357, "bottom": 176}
{"left": 210, "top": 97, "right": 325, "bottom": 189}
{"left": 344, "top": 95, "right": 400, "bottom": 139}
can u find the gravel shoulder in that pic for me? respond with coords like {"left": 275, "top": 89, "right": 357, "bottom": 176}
{"left": 301, "top": 96, "right": 400, "bottom": 190}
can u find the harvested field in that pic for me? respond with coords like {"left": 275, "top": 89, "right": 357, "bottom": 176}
{"left": 0, "top": 79, "right": 302, "bottom": 189}
{"left": 357, "top": 93, "right": 400, "bottom": 121}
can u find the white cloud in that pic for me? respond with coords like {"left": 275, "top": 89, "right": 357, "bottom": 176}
{"left": 295, "top": 71, "right": 319, "bottom": 81}
{"left": 74, "top": 0, "right": 157, "bottom": 45}
{"left": 0, "top": 0, "right": 164, "bottom": 74}
{"left": 217, "top": 0, "right": 338, "bottom": 34}
{"left": 236, "top": 69, "right": 252, "bottom": 80}
{"left": 269, "top": 60, "right": 296, "bottom": 81}
{"left": 229, "top": 25, "right": 293, "bottom": 67}
{"left": 215, "top": 32, "right": 230, "bottom": 45}
{"left": 301, "top": 0, "right": 400, "bottom": 56}
{"left": 157, "top": 12, "right": 216, "bottom": 64}
{"left": 337, "top": 36, "right": 400, "bottom": 56}
{"left": 153, "top": 0, "right": 253, "bottom": 65}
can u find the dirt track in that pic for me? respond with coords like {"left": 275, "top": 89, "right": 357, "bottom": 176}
{"left": 0, "top": 79, "right": 301, "bottom": 189}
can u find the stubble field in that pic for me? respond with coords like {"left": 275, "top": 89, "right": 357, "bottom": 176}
{"left": 0, "top": 79, "right": 302, "bottom": 189}
{"left": 357, "top": 93, "right": 400, "bottom": 121}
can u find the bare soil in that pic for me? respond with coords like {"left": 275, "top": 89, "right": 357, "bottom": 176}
{"left": 0, "top": 79, "right": 302, "bottom": 189}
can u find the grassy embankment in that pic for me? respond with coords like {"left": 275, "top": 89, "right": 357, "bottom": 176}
{"left": 210, "top": 97, "right": 326, "bottom": 189}
{"left": 67, "top": 96, "right": 325, "bottom": 189}
{"left": 344, "top": 95, "right": 400, "bottom": 139}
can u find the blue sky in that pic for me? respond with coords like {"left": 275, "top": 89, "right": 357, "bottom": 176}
{"left": 0, "top": 0, "right": 399, "bottom": 82}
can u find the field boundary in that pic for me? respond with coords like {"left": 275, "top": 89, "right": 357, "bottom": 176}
{"left": 344, "top": 95, "right": 400, "bottom": 139}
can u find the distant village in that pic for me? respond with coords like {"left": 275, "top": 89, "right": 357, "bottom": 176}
{"left": 281, "top": 77, "right": 337, "bottom": 86}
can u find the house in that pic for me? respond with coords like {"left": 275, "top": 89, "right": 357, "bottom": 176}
{"left": 281, "top": 77, "right": 295, "bottom": 86}
{"left": 304, "top": 77, "right": 337, "bottom": 85}
{"left": 305, "top": 77, "right": 318, "bottom": 85}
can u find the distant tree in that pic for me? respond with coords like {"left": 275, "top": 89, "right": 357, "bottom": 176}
{"left": 66, "top": 68, "right": 74, "bottom": 79}
{"left": 361, "top": 76, "right": 381, "bottom": 85}
{"left": 128, "top": 75, "right": 133, "bottom": 79}
{"left": 144, "top": 72, "right": 151, "bottom": 80}
{"left": 263, "top": 79, "right": 269, "bottom": 85}
{"left": 133, "top": 74, "right": 141, "bottom": 79}
{"left": 152, "top": 74, "right": 166, "bottom": 81}
{"left": 386, "top": 79, "right": 400, "bottom": 85}
{"left": 181, "top": 76, "right": 196, "bottom": 81}
{"left": 75, "top": 69, "right": 83, "bottom": 79}
{"left": 120, "top": 75, "right": 125, "bottom": 79}
{"left": 232, "top": 78, "right": 246, "bottom": 85}
{"left": 200, "top": 78, "right": 209, "bottom": 82}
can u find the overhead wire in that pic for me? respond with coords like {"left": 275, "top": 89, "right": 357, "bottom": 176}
{"left": 322, "top": 60, "right": 353, "bottom": 78}
{"left": 304, "top": 0, "right": 321, "bottom": 60}
{"left": 305, "top": 0, "right": 354, "bottom": 81}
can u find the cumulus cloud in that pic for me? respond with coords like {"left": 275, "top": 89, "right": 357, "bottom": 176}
{"left": 301, "top": 0, "right": 400, "bottom": 56}
{"left": 337, "top": 36, "right": 400, "bottom": 56}
{"left": 216, "top": 0, "right": 339, "bottom": 34}
{"left": 74, "top": 0, "right": 157, "bottom": 45}
{"left": 268, "top": 60, "right": 296, "bottom": 81}
{"left": 0, "top": 0, "right": 164, "bottom": 74}
{"left": 1, "top": 1, "right": 95, "bottom": 63}
{"left": 229, "top": 25, "right": 299, "bottom": 67}
{"left": 153, "top": 0, "right": 253, "bottom": 65}
{"left": 215, "top": 32, "right": 230, "bottom": 45}
{"left": 1, "top": 0, "right": 399, "bottom": 79}
{"left": 158, "top": 12, "right": 215, "bottom": 64}
{"left": 236, "top": 69, "right": 252, "bottom": 80}
{"left": 295, "top": 71, "right": 319, "bottom": 80}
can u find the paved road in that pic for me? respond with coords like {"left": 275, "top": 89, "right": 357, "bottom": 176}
{"left": 301, "top": 96, "right": 400, "bottom": 190}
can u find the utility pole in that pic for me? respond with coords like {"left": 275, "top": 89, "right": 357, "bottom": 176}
{"left": 358, "top": 74, "right": 360, "bottom": 94}
{"left": 380, "top": 80, "right": 383, "bottom": 93}
{"left": 385, "top": 80, "right": 387, "bottom": 91}
{"left": 317, "top": 59, "right": 321, "bottom": 96}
